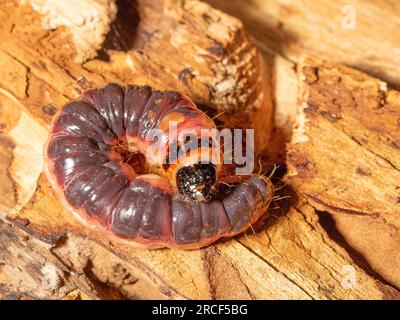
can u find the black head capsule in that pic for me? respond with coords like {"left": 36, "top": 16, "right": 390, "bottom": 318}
{"left": 176, "top": 163, "right": 217, "bottom": 202}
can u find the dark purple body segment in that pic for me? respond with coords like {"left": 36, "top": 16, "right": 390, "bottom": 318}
{"left": 111, "top": 179, "right": 172, "bottom": 241}
{"left": 45, "top": 83, "right": 273, "bottom": 249}
{"left": 123, "top": 85, "right": 152, "bottom": 137}
{"left": 171, "top": 194, "right": 230, "bottom": 244}
{"left": 82, "top": 83, "right": 126, "bottom": 138}
{"left": 222, "top": 179, "right": 264, "bottom": 231}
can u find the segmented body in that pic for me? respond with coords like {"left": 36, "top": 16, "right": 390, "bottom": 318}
{"left": 44, "top": 83, "right": 273, "bottom": 249}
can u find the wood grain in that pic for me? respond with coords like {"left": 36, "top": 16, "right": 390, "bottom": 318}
{"left": 207, "top": 0, "right": 400, "bottom": 87}
{"left": 286, "top": 56, "right": 400, "bottom": 289}
{"left": 1, "top": 0, "right": 399, "bottom": 299}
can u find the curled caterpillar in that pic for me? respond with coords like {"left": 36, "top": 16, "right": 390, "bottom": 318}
{"left": 44, "top": 83, "right": 273, "bottom": 249}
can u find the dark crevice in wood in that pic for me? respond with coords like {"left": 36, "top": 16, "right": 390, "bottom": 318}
{"left": 83, "top": 260, "right": 129, "bottom": 300}
{"left": 317, "top": 210, "right": 400, "bottom": 296}
{"left": 97, "top": 0, "right": 140, "bottom": 61}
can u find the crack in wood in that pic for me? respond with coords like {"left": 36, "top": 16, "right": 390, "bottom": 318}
{"left": 235, "top": 240, "right": 315, "bottom": 299}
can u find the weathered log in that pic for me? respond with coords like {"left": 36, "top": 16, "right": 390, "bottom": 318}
{"left": 209, "top": 0, "right": 400, "bottom": 295}
{"left": 286, "top": 55, "right": 400, "bottom": 289}
{"left": 20, "top": 0, "right": 117, "bottom": 63}
{"left": 0, "top": 0, "right": 399, "bottom": 299}
{"left": 207, "top": 0, "right": 400, "bottom": 87}
{"left": 0, "top": 219, "right": 167, "bottom": 300}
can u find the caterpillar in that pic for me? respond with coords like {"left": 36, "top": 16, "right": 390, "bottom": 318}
{"left": 44, "top": 83, "right": 273, "bottom": 249}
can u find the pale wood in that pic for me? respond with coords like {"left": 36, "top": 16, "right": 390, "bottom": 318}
{"left": 209, "top": 0, "right": 400, "bottom": 295}
{"left": 286, "top": 55, "right": 400, "bottom": 289}
{"left": 207, "top": 0, "right": 400, "bottom": 87}
{"left": 0, "top": 219, "right": 167, "bottom": 300}
{"left": 20, "top": 0, "right": 117, "bottom": 63}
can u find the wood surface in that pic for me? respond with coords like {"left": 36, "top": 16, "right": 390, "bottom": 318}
{"left": 1, "top": 0, "right": 399, "bottom": 299}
